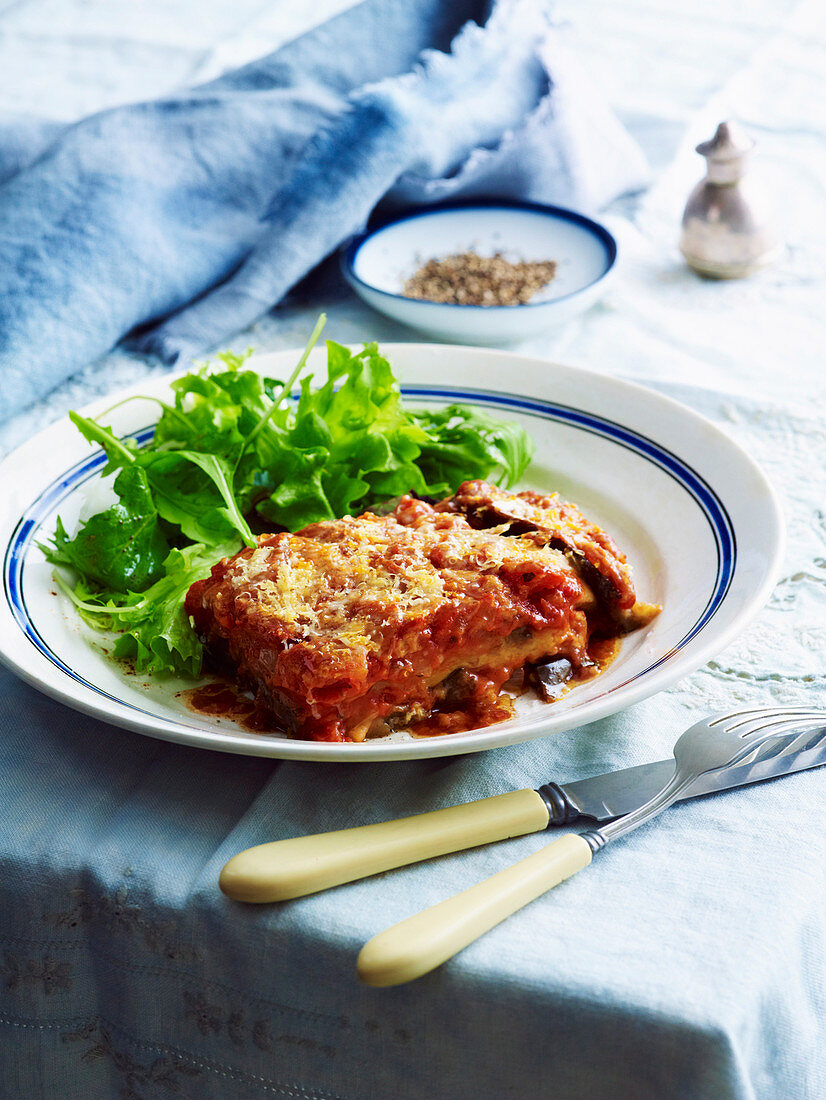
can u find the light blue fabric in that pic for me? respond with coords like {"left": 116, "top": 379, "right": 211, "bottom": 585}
{"left": 0, "top": 0, "right": 647, "bottom": 422}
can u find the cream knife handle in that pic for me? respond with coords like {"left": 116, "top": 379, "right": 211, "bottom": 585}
{"left": 219, "top": 789, "right": 549, "bottom": 903}
{"left": 357, "top": 833, "right": 593, "bottom": 987}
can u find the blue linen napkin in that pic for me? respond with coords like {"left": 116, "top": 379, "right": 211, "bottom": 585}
{"left": 0, "top": 0, "right": 647, "bottom": 421}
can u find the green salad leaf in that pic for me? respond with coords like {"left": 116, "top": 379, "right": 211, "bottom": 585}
{"left": 43, "top": 317, "right": 535, "bottom": 677}
{"left": 410, "top": 404, "right": 535, "bottom": 494}
{"left": 46, "top": 466, "right": 169, "bottom": 592}
{"left": 139, "top": 451, "right": 255, "bottom": 548}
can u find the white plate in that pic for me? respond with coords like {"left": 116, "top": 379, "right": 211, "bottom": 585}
{"left": 0, "top": 345, "right": 783, "bottom": 762}
{"left": 341, "top": 202, "right": 617, "bottom": 344}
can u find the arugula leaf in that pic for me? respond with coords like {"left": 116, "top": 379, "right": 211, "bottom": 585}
{"left": 68, "top": 411, "right": 140, "bottom": 475}
{"left": 139, "top": 451, "right": 255, "bottom": 548}
{"left": 41, "top": 466, "right": 168, "bottom": 591}
{"left": 241, "top": 313, "right": 326, "bottom": 454}
{"left": 153, "top": 356, "right": 264, "bottom": 461}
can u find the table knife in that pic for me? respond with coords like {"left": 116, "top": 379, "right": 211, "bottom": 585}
{"left": 219, "top": 722, "right": 826, "bottom": 904}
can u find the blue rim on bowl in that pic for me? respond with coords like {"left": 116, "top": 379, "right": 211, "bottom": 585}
{"left": 340, "top": 198, "right": 619, "bottom": 310}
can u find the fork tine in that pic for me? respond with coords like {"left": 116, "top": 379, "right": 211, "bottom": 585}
{"left": 733, "top": 714, "right": 826, "bottom": 738}
{"left": 735, "top": 734, "right": 797, "bottom": 768}
{"left": 714, "top": 709, "right": 826, "bottom": 734}
{"left": 787, "top": 726, "right": 826, "bottom": 754}
{"left": 707, "top": 706, "right": 825, "bottom": 728}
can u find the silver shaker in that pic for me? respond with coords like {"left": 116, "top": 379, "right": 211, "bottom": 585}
{"left": 679, "top": 121, "right": 780, "bottom": 278}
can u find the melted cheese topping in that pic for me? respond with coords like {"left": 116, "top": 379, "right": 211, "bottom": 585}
{"left": 223, "top": 512, "right": 577, "bottom": 650}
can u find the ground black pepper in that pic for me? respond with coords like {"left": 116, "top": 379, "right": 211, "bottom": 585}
{"left": 403, "top": 251, "right": 557, "bottom": 306}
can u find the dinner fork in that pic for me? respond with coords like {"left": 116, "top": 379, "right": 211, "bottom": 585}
{"left": 357, "top": 706, "right": 826, "bottom": 987}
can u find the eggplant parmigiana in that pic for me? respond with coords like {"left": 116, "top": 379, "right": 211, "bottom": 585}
{"left": 185, "top": 481, "right": 659, "bottom": 742}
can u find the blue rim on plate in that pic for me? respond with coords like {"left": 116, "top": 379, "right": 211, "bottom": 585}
{"left": 4, "top": 385, "right": 734, "bottom": 723}
{"left": 341, "top": 199, "right": 618, "bottom": 310}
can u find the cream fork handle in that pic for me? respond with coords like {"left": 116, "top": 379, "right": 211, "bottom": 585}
{"left": 357, "top": 833, "right": 593, "bottom": 987}
{"left": 219, "top": 789, "right": 550, "bottom": 902}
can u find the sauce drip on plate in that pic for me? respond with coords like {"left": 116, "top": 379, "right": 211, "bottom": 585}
{"left": 180, "top": 681, "right": 271, "bottom": 733}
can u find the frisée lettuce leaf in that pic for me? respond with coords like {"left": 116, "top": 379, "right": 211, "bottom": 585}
{"left": 53, "top": 541, "right": 239, "bottom": 677}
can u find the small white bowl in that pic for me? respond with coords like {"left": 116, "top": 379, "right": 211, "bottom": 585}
{"left": 341, "top": 200, "right": 618, "bottom": 344}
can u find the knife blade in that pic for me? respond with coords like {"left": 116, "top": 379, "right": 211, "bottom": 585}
{"left": 540, "top": 731, "right": 826, "bottom": 823}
